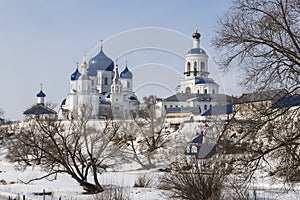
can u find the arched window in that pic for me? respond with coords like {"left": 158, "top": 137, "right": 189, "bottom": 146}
{"left": 204, "top": 89, "right": 208, "bottom": 94}
{"left": 186, "top": 62, "right": 191, "bottom": 76}
{"left": 212, "top": 89, "right": 215, "bottom": 94}
{"left": 127, "top": 82, "right": 130, "bottom": 88}
{"left": 197, "top": 89, "right": 200, "bottom": 94}
{"left": 112, "top": 86, "right": 114, "bottom": 92}
{"left": 185, "top": 87, "right": 191, "bottom": 94}
{"left": 104, "top": 77, "right": 108, "bottom": 85}
{"left": 187, "top": 62, "right": 191, "bottom": 72}
{"left": 204, "top": 104, "right": 207, "bottom": 110}
{"left": 201, "top": 62, "right": 205, "bottom": 71}
{"left": 194, "top": 61, "right": 197, "bottom": 67}
{"left": 116, "top": 86, "right": 119, "bottom": 92}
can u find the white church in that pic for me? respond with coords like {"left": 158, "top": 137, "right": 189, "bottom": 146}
{"left": 59, "top": 45, "right": 138, "bottom": 120}
{"left": 24, "top": 29, "right": 231, "bottom": 120}
{"left": 163, "top": 29, "right": 231, "bottom": 117}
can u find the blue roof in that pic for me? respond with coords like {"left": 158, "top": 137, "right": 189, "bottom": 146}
{"left": 202, "top": 104, "right": 233, "bottom": 116}
{"left": 275, "top": 95, "right": 300, "bottom": 107}
{"left": 191, "top": 131, "right": 204, "bottom": 144}
{"left": 87, "top": 49, "right": 114, "bottom": 76}
{"left": 187, "top": 48, "right": 206, "bottom": 55}
{"left": 120, "top": 66, "right": 133, "bottom": 79}
{"left": 70, "top": 68, "right": 81, "bottom": 81}
{"left": 36, "top": 90, "right": 46, "bottom": 97}
{"left": 195, "top": 77, "right": 217, "bottom": 85}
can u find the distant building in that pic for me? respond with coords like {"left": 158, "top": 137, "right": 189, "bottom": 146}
{"left": 23, "top": 86, "right": 57, "bottom": 120}
{"left": 163, "top": 29, "right": 231, "bottom": 117}
{"left": 59, "top": 44, "right": 138, "bottom": 120}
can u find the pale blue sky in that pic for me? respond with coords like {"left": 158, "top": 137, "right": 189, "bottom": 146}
{"left": 0, "top": 0, "right": 243, "bottom": 120}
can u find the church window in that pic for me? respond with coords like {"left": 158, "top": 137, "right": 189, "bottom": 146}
{"left": 127, "top": 82, "right": 130, "bottom": 88}
{"left": 116, "top": 86, "right": 119, "bottom": 92}
{"left": 185, "top": 87, "right": 191, "bottom": 94}
{"left": 170, "top": 105, "right": 173, "bottom": 108}
{"left": 186, "top": 62, "right": 191, "bottom": 76}
{"left": 201, "top": 62, "right": 205, "bottom": 71}
{"left": 112, "top": 86, "right": 114, "bottom": 92}
{"left": 187, "top": 62, "right": 191, "bottom": 72}
{"left": 194, "top": 61, "right": 197, "bottom": 67}
{"left": 212, "top": 89, "right": 215, "bottom": 94}
{"left": 197, "top": 89, "right": 200, "bottom": 94}
{"left": 104, "top": 77, "right": 108, "bottom": 85}
{"left": 204, "top": 104, "right": 207, "bottom": 110}
{"left": 204, "top": 89, "right": 208, "bottom": 94}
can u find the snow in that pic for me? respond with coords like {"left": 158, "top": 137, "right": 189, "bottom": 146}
{"left": 1, "top": 122, "right": 300, "bottom": 200}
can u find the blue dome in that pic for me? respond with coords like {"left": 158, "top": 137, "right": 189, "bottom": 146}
{"left": 70, "top": 68, "right": 81, "bottom": 81}
{"left": 120, "top": 66, "right": 133, "bottom": 79}
{"left": 187, "top": 48, "right": 206, "bottom": 55}
{"left": 87, "top": 49, "right": 114, "bottom": 76}
{"left": 36, "top": 90, "right": 46, "bottom": 97}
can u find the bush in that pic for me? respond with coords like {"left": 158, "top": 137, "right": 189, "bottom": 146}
{"left": 134, "top": 174, "right": 153, "bottom": 188}
{"left": 161, "top": 159, "right": 225, "bottom": 200}
{"left": 94, "top": 186, "right": 130, "bottom": 200}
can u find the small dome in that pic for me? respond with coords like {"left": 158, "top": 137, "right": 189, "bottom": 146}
{"left": 36, "top": 90, "right": 46, "bottom": 97}
{"left": 70, "top": 68, "right": 81, "bottom": 81}
{"left": 192, "top": 32, "right": 201, "bottom": 39}
{"left": 87, "top": 49, "right": 114, "bottom": 76}
{"left": 120, "top": 66, "right": 133, "bottom": 79}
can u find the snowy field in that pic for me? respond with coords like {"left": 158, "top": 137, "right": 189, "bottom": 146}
{"left": 1, "top": 157, "right": 300, "bottom": 199}
{"left": 0, "top": 122, "right": 299, "bottom": 200}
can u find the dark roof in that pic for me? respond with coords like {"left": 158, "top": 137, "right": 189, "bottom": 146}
{"left": 202, "top": 104, "right": 233, "bottom": 116}
{"left": 23, "top": 104, "right": 57, "bottom": 115}
{"left": 164, "top": 93, "right": 232, "bottom": 103}
{"left": 235, "top": 89, "right": 289, "bottom": 104}
{"left": 190, "top": 131, "right": 204, "bottom": 144}
{"left": 87, "top": 49, "right": 114, "bottom": 76}
{"left": 166, "top": 106, "right": 200, "bottom": 114}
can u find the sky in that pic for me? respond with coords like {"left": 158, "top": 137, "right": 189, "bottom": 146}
{"left": 0, "top": 0, "right": 244, "bottom": 121}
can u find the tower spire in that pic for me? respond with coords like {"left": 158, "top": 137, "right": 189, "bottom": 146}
{"left": 81, "top": 51, "right": 88, "bottom": 69}
{"left": 100, "top": 39, "right": 103, "bottom": 49}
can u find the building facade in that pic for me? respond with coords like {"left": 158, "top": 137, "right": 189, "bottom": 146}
{"left": 164, "top": 29, "right": 230, "bottom": 117}
{"left": 59, "top": 45, "right": 138, "bottom": 119}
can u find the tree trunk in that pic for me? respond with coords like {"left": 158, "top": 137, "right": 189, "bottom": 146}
{"left": 79, "top": 180, "right": 104, "bottom": 194}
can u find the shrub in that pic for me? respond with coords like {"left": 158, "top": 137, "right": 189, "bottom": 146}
{"left": 94, "top": 186, "right": 130, "bottom": 200}
{"left": 134, "top": 174, "right": 153, "bottom": 188}
{"left": 161, "top": 159, "right": 224, "bottom": 200}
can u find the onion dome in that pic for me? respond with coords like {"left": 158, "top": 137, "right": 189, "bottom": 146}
{"left": 87, "top": 48, "right": 114, "bottom": 76}
{"left": 36, "top": 90, "right": 46, "bottom": 97}
{"left": 120, "top": 66, "right": 133, "bottom": 79}
{"left": 70, "top": 67, "right": 81, "bottom": 81}
{"left": 192, "top": 28, "right": 201, "bottom": 39}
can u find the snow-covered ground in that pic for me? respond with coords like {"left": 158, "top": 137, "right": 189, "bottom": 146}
{"left": 0, "top": 122, "right": 299, "bottom": 200}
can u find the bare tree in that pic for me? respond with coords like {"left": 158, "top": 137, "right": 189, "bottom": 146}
{"left": 0, "top": 108, "right": 4, "bottom": 120}
{"left": 161, "top": 158, "right": 225, "bottom": 200}
{"left": 120, "top": 95, "right": 173, "bottom": 169}
{"left": 213, "top": 0, "right": 300, "bottom": 185}
{"left": 6, "top": 105, "right": 122, "bottom": 194}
